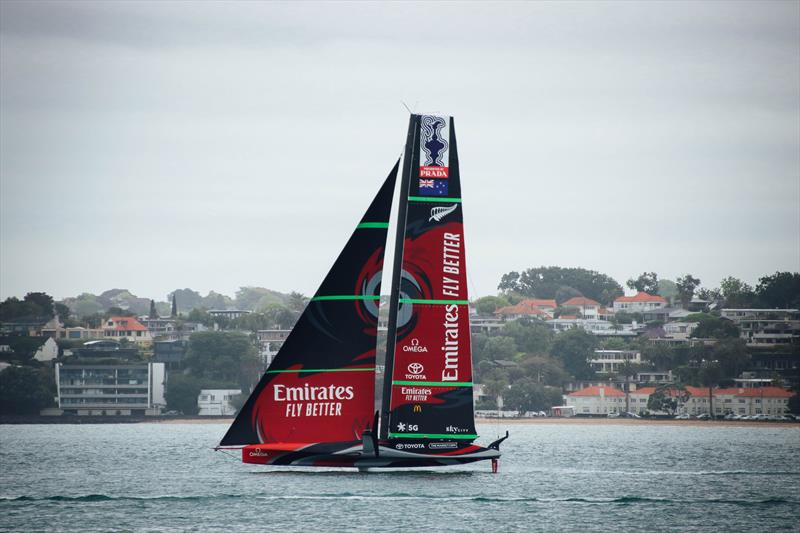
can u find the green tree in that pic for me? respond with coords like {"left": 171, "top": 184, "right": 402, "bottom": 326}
{"left": 613, "top": 311, "right": 643, "bottom": 325}
{"left": 756, "top": 272, "right": 800, "bottom": 308}
{"left": 519, "top": 354, "right": 570, "bottom": 386}
{"left": 287, "top": 292, "right": 309, "bottom": 313}
{"left": 711, "top": 339, "right": 750, "bottom": 379}
{"left": 502, "top": 378, "right": 563, "bottom": 413}
{"left": 184, "top": 332, "right": 260, "bottom": 389}
{"left": 498, "top": 266, "right": 623, "bottom": 306}
{"left": 691, "top": 316, "right": 739, "bottom": 339}
{"left": 149, "top": 300, "right": 158, "bottom": 319}
{"left": 0, "top": 366, "right": 55, "bottom": 414}
{"left": 549, "top": 328, "right": 597, "bottom": 379}
{"left": 165, "top": 374, "right": 206, "bottom": 415}
{"left": 627, "top": 272, "right": 659, "bottom": 294}
{"left": 676, "top": 274, "right": 701, "bottom": 308}
{"left": 657, "top": 279, "right": 678, "bottom": 305}
{"left": 503, "top": 318, "right": 553, "bottom": 354}
{"left": 719, "top": 277, "right": 758, "bottom": 308}
{"left": 646, "top": 384, "right": 688, "bottom": 415}
{"left": 474, "top": 295, "right": 509, "bottom": 315}
{"left": 482, "top": 336, "right": 518, "bottom": 361}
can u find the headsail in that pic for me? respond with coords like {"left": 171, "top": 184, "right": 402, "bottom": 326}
{"left": 219, "top": 163, "right": 398, "bottom": 446}
{"left": 380, "top": 115, "right": 476, "bottom": 441}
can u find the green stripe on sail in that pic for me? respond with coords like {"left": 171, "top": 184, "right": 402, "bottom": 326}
{"left": 389, "top": 433, "right": 478, "bottom": 439}
{"left": 266, "top": 368, "right": 375, "bottom": 374}
{"left": 398, "top": 298, "right": 469, "bottom": 305}
{"left": 392, "top": 380, "right": 473, "bottom": 387}
{"left": 356, "top": 222, "right": 390, "bottom": 229}
{"left": 408, "top": 196, "right": 462, "bottom": 203}
{"left": 311, "top": 295, "right": 381, "bottom": 302}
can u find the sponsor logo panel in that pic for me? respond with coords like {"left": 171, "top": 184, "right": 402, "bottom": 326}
{"left": 254, "top": 369, "right": 374, "bottom": 443}
{"left": 401, "top": 221, "right": 467, "bottom": 302}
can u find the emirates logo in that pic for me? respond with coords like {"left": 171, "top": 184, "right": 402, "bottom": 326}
{"left": 407, "top": 362, "right": 424, "bottom": 375}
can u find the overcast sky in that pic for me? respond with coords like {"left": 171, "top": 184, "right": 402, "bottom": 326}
{"left": 1, "top": 1, "right": 798, "bottom": 302}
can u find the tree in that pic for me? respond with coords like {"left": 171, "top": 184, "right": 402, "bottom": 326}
{"left": 0, "top": 366, "right": 55, "bottom": 415}
{"left": 613, "top": 311, "right": 643, "bottom": 325}
{"left": 756, "top": 272, "right": 800, "bottom": 308}
{"left": 171, "top": 294, "right": 178, "bottom": 317}
{"left": 549, "top": 328, "right": 597, "bottom": 379}
{"left": 497, "top": 266, "right": 624, "bottom": 306}
{"left": 676, "top": 274, "right": 701, "bottom": 308}
{"left": 646, "top": 384, "right": 688, "bottom": 415}
{"left": 474, "top": 295, "right": 509, "bottom": 315}
{"left": 287, "top": 292, "right": 309, "bottom": 313}
{"left": 711, "top": 339, "right": 750, "bottom": 379}
{"left": 502, "top": 378, "right": 563, "bottom": 413}
{"left": 54, "top": 302, "right": 71, "bottom": 322}
{"left": 165, "top": 374, "right": 206, "bottom": 415}
{"left": 719, "top": 277, "right": 758, "bottom": 308}
{"left": 657, "top": 279, "right": 678, "bottom": 305}
{"left": 502, "top": 318, "right": 553, "bottom": 354}
{"left": 184, "top": 331, "right": 260, "bottom": 389}
{"left": 519, "top": 354, "right": 570, "bottom": 386}
{"left": 149, "top": 300, "right": 158, "bottom": 319}
{"left": 482, "top": 336, "right": 518, "bottom": 361}
{"left": 627, "top": 272, "right": 659, "bottom": 294}
{"left": 554, "top": 306, "right": 581, "bottom": 318}
{"left": 691, "top": 316, "right": 739, "bottom": 339}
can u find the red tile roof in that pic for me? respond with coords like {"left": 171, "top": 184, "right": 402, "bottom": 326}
{"left": 562, "top": 297, "right": 600, "bottom": 307}
{"left": 615, "top": 292, "right": 667, "bottom": 304}
{"left": 631, "top": 387, "right": 656, "bottom": 395}
{"left": 568, "top": 385, "right": 625, "bottom": 397}
{"left": 106, "top": 316, "right": 148, "bottom": 331}
{"left": 495, "top": 299, "right": 556, "bottom": 316}
{"left": 714, "top": 387, "right": 794, "bottom": 398}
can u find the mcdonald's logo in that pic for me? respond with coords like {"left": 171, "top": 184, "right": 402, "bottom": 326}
{"left": 413, "top": 404, "right": 422, "bottom": 413}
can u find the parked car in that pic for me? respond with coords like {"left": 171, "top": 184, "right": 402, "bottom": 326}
{"left": 696, "top": 413, "right": 711, "bottom": 420}
{"left": 607, "top": 412, "right": 620, "bottom": 418}
{"left": 674, "top": 413, "right": 691, "bottom": 420}
{"left": 620, "top": 412, "right": 641, "bottom": 419}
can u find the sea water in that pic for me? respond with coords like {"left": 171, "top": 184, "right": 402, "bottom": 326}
{"left": 1, "top": 423, "right": 798, "bottom": 532}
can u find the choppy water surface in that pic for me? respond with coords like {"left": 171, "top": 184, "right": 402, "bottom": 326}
{"left": 1, "top": 422, "right": 798, "bottom": 532}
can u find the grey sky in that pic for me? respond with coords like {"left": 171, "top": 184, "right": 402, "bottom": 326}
{"left": 1, "top": 1, "right": 798, "bottom": 302}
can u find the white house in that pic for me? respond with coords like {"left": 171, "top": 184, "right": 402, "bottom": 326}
{"left": 0, "top": 336, "right": 58, "bottom": 362}
{"left": 589, "top": 350, "right": 642, "bottom": 374}
{"left": 198, "top": 389, "right": 242, "bottom": 416}
{"left": 613, "top": 292, "right": 667, "bottom": 313}
{"left": 102, "top": 316, "right": 152, "bottom": 344}
{"left": 561, "top": 297, "right": 601, "bottom": 320}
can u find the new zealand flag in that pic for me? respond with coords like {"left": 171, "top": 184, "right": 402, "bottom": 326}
{"left": 419, "top": 178, "right": 448, "bottom": 196}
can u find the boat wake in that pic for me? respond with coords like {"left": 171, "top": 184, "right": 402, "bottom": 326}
{"left": 2, "top": 493, "right": 797, "bottom": 507}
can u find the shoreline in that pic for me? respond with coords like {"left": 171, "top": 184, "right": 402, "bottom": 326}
{"left": 1, "top": 415, "right": 797, "bottom": 428}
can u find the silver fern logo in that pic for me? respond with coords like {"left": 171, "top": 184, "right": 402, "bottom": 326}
{"left": 429, "top": 204, "right": 458, "bottom": 222}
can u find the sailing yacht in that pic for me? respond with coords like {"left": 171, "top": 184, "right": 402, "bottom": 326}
{"left": 216, "top": 114, "right": 508, "bottom": 469}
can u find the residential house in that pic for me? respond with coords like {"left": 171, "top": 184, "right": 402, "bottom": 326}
{"left": 720, "top": 308, "right": 800, "bottom": 347}
{"left": 641, "top": 307, "right": 692, "bottom": 323}
{"left": 561, "top": 297, "right": 601, "bottom": 320}
{"left": 208, "top": 309, "right": 252, "bottom": 320}
{"left": 153, "top": 340, "right": 188, "bottom": 369}
{"left": 613, "top": 292, "right": 667, "bottom": 314}
{"left": 495, "top": 299, "right": 556, "bottom": 320}
{"left": 0, "top": 336, "right": 58, "bottom": 363}
{"left": 197, "top": 389, "right": 242, "bottom": 416}
{"left": 101, "top": 316, "right": 152, "bottom": 344}
{"left": 589, "top": 349, "right": 642, "bottom": 374}
{"left": 662, "top": 321, "right": 699, "bottom": 339}
{"left": 73, "top": 339, "right": 139, "bottom": 360}
{"left": 256, "top": 329, "right": 291, "bottom": 367}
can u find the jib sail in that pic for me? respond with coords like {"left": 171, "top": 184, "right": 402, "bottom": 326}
{"left": 380, "top": 115, "right": 477, "bottom": 441}
{"left": 219, "top": 163, "right": 398, "bottom": 446}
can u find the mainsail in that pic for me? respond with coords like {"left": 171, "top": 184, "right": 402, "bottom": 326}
{"left": 380, "top": 115, "right": 476, "bottom": 441}
{"left": 219, "top": 163, "right": 398, "bottom": 446}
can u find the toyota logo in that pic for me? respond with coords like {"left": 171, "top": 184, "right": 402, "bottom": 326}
{"left": 407, "top": 363, "right": 424, "bottom": 375}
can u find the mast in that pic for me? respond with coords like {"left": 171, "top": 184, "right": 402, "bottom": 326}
{"left": 379, "top": 115, "right": 418, "bottom": 439}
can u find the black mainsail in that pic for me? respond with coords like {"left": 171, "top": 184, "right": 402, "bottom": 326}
{"left": 219, "top": 163, "right": 397, "bottom": 446}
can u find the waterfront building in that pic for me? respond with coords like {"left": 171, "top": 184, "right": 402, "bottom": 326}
{"left": 208, "top": 309, "right": 252, "bottom": 320}
{"left": 256, "top": 329, "right": 291, "bottom": 367}
{"left": 55, "top": 362, "right": 165, "bottom": 416}
{"left": 712, "top": 386, "right": 794, "bottom": 417}
{"left": 565, "top": 385, "right": 626, "bottom": 415}
{"left": 153, "top": 339, "right": 187, "bottom": 369}
{"left": 197, "top": 389, "right": 242, "bottom": 416}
